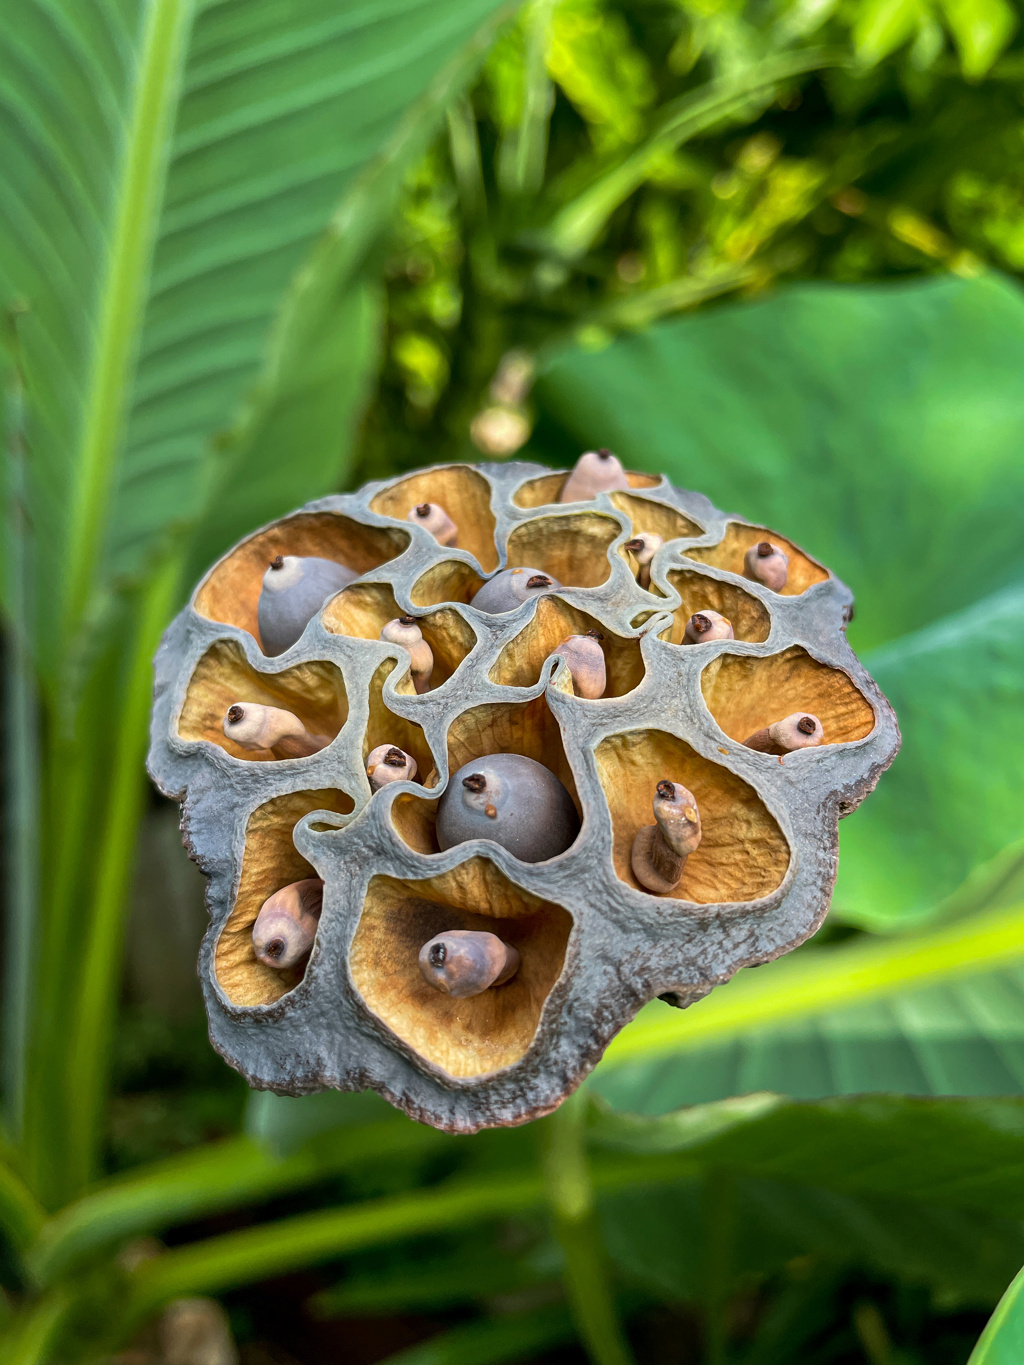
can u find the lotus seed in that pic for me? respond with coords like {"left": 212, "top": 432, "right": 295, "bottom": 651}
{"left": 470, "top": 567, "right": 561, "bottom": 614}
{"left": 252, "top": 878, "right": 323, "bottom": 970}
{"left": 744, "top": 712, "right": 825, "bottom": 755}
{"left": 624, "top": 533, "right": 663, "bottom": 590}
{"left": 418, "top": 929, "right": 520, "bottom": 997}
{"left": 631, "top": 780, "right": 702, "bottom": 895}
{"left": 408, "top": 501, "right": 458, "bottom": 547}
{"left": 222, "top": 702, "right": 330, "bottom": 758}
{"left": 366, "top": 743, "right": 418, "bottom": 789}
{"left": 559, "top": 448, "right": 630, "bottom": 503}
{"left": 552, "top": 631, "right": 606, "bottom": 698}
{"left": 682, "top": 610, "right": 735, "bottom": 644}
{"left": 437, "top": 753, "right": 580, "bottom": 862}
{"left": 258, "top": 554, "right": 357, "bottom": 655}
{"left": 743, "top": 540, "right": 789, "bottom": 592}
{"left": 380, "top": 616, "right": 434, "bottom": 693}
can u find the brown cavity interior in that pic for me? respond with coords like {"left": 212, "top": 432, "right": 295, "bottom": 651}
{"left": 610, "top": 492, "right": 701, "bottom": 554}
{"left": 215, "top": 789, "right": 353, "bottom": 1006}
{"left": 410, "top": 560, "right": 487, "bottom": 609}
{"left": 370, "top": 466, "right": 499, "bottom": 572}
{"left": 595, "top": 729, "right": 790, "bottom": 904}
{"left": 350, "top": 861, "right": 572, "bottom": 1078}
{"left": 656, "top": 569, "right": 771, "bottom": 645}
{"left": 391, "top": 693, "right": 580, "bottom": 857}
{"left": 506, "top": 512, "right": 619, "bottom": 589}
{"left": 684, "top": 522, "right": 828, "bottom": 596}
{"left": 322, "top": 581, "right": 476, "bottom": 690}
{"left": 194, "top": 512, "right": 410, "bottom": 644}
{"left": 364, "top": 661, "right": 437, "bottom": 787}
{"left": 178, "top": 640, "right": 347, "bottom": 761}
{"left": 490, "top": 595, "right": 645, "bottom": 697}
{"left": 701, "top": 646, "right": 877, "bottom": 748}
{"left": 513, "top": 468, "right": 661, "bottom": 509}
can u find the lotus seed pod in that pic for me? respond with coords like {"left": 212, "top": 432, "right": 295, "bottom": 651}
{"left": 149, "top": 457, "right": 899, "bottom": 1133}
{"left": 407, "top": 501, "right": 458, "bottom": 547}
{"left": 223, "top": 703, "right": 329, "bottom": 759}
{"left": 380, "top": 616, "right": 434, "bottom": 694}
{"left": 252, "top": 879, "right": 323, "bottom": 970}
{"left": 683, "top": 610, "right": 735, "bottom": 644}
{"left": 624, "top": 533, "right": 662, "bottom": 590}
{"left": 418, "top": 930, "right": 520, "bottom": 998}
{"left": 559, "top": 447, "right": 630, "bottom": 503}
{"left": 258, "top": 555, "right": 357, "bottom": 655}
{"left": 744, "top": 712, "right": 825, "bottom": 755}
{"left": 552, "top": 631, "right": 606, "bottom": 699}
{"left": 744, "top": 540, "right": 789, "bottom": 593}
{"left": 436, "top": 754, "right": 580, "bottom": 862}
{"left": 366, "top": 744, "right": 418, "bottom": 789}
{"left": 631, "top": 781, "right": 702, "bottom": 895}
{"left": 470, "top": 567, "right": 561, "bottom": 614}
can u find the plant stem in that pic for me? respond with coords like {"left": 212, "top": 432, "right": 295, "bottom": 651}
{"left": 540, "top": 1090, "right": 637, "bottom": 1365}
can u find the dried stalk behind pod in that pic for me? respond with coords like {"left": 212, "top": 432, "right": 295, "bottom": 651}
{"left": 148, "top": 457, "right": 899, "bottom": 1133}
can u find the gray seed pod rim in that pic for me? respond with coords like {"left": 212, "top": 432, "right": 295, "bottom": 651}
{"left": 148, "top": 459, "right": 899, "bottom": 1132}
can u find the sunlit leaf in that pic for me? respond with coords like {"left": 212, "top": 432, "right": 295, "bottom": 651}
{"left": 970, "top": 1261, "right": 1024, "bottom": 1363}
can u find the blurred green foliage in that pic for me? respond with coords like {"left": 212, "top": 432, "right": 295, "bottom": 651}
{"left": 3, "top": 0, "right": 1024, "bottom": 1361}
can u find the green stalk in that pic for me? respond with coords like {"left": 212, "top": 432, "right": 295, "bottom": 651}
{"left": 1, "top": 315, "right": 39, "bottom": 1145}
{"left": 498, "top": 0, "right": 556, "bottom": 197}
{"left": 63, "top": 554, "right": 183, "bottom": 1193}
{"left": 0, "top": 1290, "right": 74, "bottom": 1365}
{"left": 540, "top": 1091, "right": 637, "bottom": 1365}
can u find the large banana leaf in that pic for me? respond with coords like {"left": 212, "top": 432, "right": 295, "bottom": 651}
{"left": 531, "top": 273, "right": 1024, "bottom": 931}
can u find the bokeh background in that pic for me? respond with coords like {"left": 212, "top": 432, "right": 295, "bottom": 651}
{"left": 2, "top": 0, "right": 1024, "bottom": 1360}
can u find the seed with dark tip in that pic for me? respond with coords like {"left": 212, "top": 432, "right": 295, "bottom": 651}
{"left": 463, "top": 772, "right": 487, "bottom": 793}
{"left": 384, "top": 747, "right": 407, "bottom": 766}
{"left": 757, "top": 541, "right": 774, "bottom": 558}
{"left": 797, "top": 715, "right": 817, "bottom": 735}
{"left": 226, "top": 704, "right": 244, "bottom": 724}
{"left": 258, "top": 554, "right": 357, "bottom": 654}
{"left": 429, "top": 941, "right": 447, "bottom": 967}
{"left": 418, "top": 929, "right": 520, "bottom": 997}
{"left": 439, "top": 754, "right": 580, "bottom": 862}
{"left": 526, "top": 574, "right": 551, "bottom": 589}
{"left": 682, "top": 610, "right": 734, "bottom": 645}
{"left": 415, "top": 503, "right": 431, "bottom": 517}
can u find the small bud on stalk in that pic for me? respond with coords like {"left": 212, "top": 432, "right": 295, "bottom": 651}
{"left": 743, "top": 540, "right": 789, "bottom": 592}
{"left": 252, "top": 878, "right": 324, "bottom": 969}
{"left": 418, "top": 929, "right": 520, "bottom": 997}
{"left": 624, "top": 533, "right": 662, "bottom": 590}
{"left": 631, "top": 780, "right": 702, "bottom": 895}
{"left": 380, "top": 616, "right": 434, "bottom": 693}
{"left": 743, "top": 712, "right": 824, "bottom": 755}
{"left": 223, "top": 703, "right": 330, "bottom": 758}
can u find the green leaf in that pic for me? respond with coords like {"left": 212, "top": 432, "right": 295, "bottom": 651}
{"left": 939, "top": 0, "right": 1017, "bottom": 79}
{"left": 531, "top": 274, "right": 1024, "bottom": 928}
{"left": 373, "top": 1305, "right": 575, "bottom": 1365}
{"left": 591, "top": 902, "right": 1024, "bottom": 1113}
{"left": 970, "top": 1261, "right": 1024, "bottom": 1363}
{"left": 853, "top": 0, "right": 923, "bottom": 66}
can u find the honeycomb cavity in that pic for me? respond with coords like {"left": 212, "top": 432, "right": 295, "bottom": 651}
{"left": 684, "top": 522, "right": 828, "bottom": 596}
{"left": 656, "top": 569, "right": 771, "bottom": 645}
{"left": 513, "top": 468, "right": 661, "bottom": 508}
{"left": 506, "top": 512, "right": 620, "bottom": 589}
{"left": 322, "top": 582, "right": 477, "bottom": 690}
{"left": 369, "top": 465, "right": 499, "bottom": 571}
{"left": 178, "top": 641, "right": 347, "bottom": 761}
{"left": 350, "top": 861, "right": 573, "bottom": 1078}
{"left": 215, "top": 790, "right": 352, "bottom": 1006}
{"left": 194, "top": 512, "right": 409, "bottom": 645}
{"left": 595, "top": 730, "right": 790, "bottom": 904}
{"left": 701, "top": 646, "right": 877, "bottom": 749}
{"left": 150, "top": 458, "right": 898, "bottom": 1131}
{"left": 391, "top": 693, "right": 581, "bottom": 858}
{"left": 490, "top": 595, "right": 645, "bottom": 697}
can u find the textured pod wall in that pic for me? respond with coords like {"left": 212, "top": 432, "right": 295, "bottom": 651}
{"left": 148, "top": 457, "right": 899, "bottom": 1131}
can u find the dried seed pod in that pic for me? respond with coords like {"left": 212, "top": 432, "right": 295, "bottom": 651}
{"left": 744, "top": 712, "right": 825, "bottom": 755}
{"left": 470, "top": 567, "right": 561, "bottom": 614}
{"left": 624, "top": 533, "right": 662, "bottom": 590}
{"left": 743, "top": 540, "right": 789, "bottom": 593}
{"left": 631, "top": 781, "right": 702, "bottom": 895}
{"left": 252, "top": 879, "right": 323, "bottom": 970}
{"left": 437, "top": 754, "right": 580, "bottom": 862}
{"left": 380, "top": 616, "right": 434, "bottom": 694}
{"left": 223, "top": 703, "right": 330, "bottom": 759}
{"left": 150, "top": 457, "right": 899, "bottom": 1134}
{"left": 418, "top": 930, "right": 520, "bottom": 997}
{"left": 258, "top": 555, "right": 357, "bottom": 655}
{"left": 408, "top": 501, "right": 458, "bottom": 547}
{"left": 682, "top": 610, "right": 735, "bottom": 644}
{"left": 559, "top": 448, "right": 630, "bottom": 503}
{"left": 551, "top": 630, "right": 606, "bottom": 699}
{"left": 366, "top": 744, "right": 418, "bottom": 789}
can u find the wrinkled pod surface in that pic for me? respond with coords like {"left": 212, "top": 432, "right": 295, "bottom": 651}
{"left": 149, "top": 458, "right": 899, "bottom": 1131}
